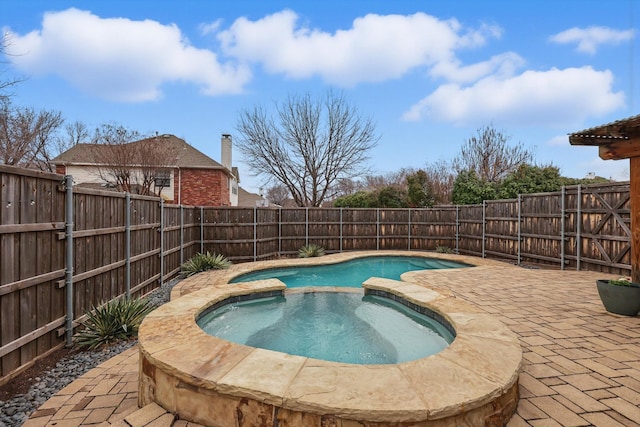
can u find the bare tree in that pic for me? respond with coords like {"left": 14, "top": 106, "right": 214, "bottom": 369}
{"left": 0, "top": 36, "right": 62, "bottom": 171}
{"left": 333, "top": 177, "right": 364, "bottom": 198}
{"left": 453, "top": 124, "right": 534, "bottom": 183}
{"left": 55, "top": 120, "right": 89, "bottom": 156}
{"left": 91, "top": 123, "right": 143, "bottom": 192}
{"left": 335, "top": 163, "right": 455, "bottom": 205}
{"left": 364, "top": 169, "right": 409, "bottom": 191}
{"left": 135, "top": 138, "right": 177, "bottom": 196}
{"left": 0, "top": 100, "right": 64, "bottom": 171}
{"left": 329, "top": 169, "right": 413, "bottom": 204}
{"left": 0, "top": 33, "right": 25, "bottom": 102}
{"left": 265, "top": 183, "right": 290, "bottom": 206}
{"left": 236, "top": 91, "right": 379, "bottom": 207}
{"left": 423, "top": 160, "right": 455, "bottom": 204}
{"left": 91, "top": 124, "right": 176, "bottom": 196}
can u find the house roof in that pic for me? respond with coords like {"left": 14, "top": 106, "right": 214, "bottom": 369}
{"left": 51, "top": 134, "right": 230, "bottom": 172}
{"left": 237, "top": 187, "right": 280, "bottom": 207}
{"left": 569, "top": 114, "right": 640, "bottom": 160}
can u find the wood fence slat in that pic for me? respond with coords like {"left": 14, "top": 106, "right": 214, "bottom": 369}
{"left": 35, "top": 176, "right": 54, "bottom": 354}
{"left": 1, "top": 171, "right": 21, "bottom": 376}
{"left": 19, "top": 175, "right": 38, "bottom": 365}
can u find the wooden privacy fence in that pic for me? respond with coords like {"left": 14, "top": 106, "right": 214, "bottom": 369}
{"left": 202, "top": 181, "right": 630, "bottom": 275}
{"left": 202, "top": 207, "right": 458, "bottom": 261}
{"left": 0, "top": 165, "right": 632, "bottom": 383}
{"left": 458, "top": 182, "right": 631, "bottom": 272}
{"left": 0, "top": 166, "right": 200, "bottom": 383}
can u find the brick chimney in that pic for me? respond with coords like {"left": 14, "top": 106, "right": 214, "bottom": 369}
{"left": 221, "top": 134, "right": 232, "bottom": 171}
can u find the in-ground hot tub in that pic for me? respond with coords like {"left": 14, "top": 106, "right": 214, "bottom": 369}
{"left": 197, "top": 289, "right": 455, "bottom": 365}
{"left": 139, "top": 252, "right": 522, "bottom": 426}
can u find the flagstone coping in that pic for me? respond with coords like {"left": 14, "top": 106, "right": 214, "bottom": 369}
{"left": 139, "top": 252, "right": 522, "bottom": 426}
{"left": 170, "top": 250, "right": 508, "bottom": 299}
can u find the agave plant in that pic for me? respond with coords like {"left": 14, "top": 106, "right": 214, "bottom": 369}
{"left": 435, "top": 245, "right": 453, "bottom": 254}
{"left": 298, "top": 244, "right": 326, "bottom": 258}
{"left": 74, "top": 297, "right": 154, "bottom": 349}
{"left": 182, "top": 251, "right": 232, "bottom": 277}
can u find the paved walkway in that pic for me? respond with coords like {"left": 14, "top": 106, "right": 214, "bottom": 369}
{"left": 22, "top": 261, "right": 640, "bottom": 427}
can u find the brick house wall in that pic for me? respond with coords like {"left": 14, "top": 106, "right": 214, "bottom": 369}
{"left": 176, "top": 168, "right": 230, "bottom": 206}
{"left": 56, "top": 165, "right": 231, "bottom": 206}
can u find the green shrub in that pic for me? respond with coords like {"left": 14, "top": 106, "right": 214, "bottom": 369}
{"left": 609, "top": 277, "right": 633, "bottom": 286}
{"left": 298, "top": 244, "right": 325, "bottom": 258}
{"left": 74, "top": 297, "right": 154, "bottom": 349}
{"left": 435, "top": 245, "right": 453, "bottom": 253}
{"left": 333, "top": 191, "right": 377, "bottom": 208}
{"left": 182, "top": 252, "right": 231, "bottom": 277}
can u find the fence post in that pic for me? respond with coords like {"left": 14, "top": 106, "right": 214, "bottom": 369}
{"left": 180, "top": 205, "right": 184, "bottom": 267}
{"left": 407, "top": 208, "right": 411, "bottom": 250}
{"left": 339, "top": 208, "right": 343, "bottom": 252}
{"left": 278, "top": 208, "right": 282, "bottom": 255}
{"left": 577, "top": 185, "right": 582, "bottom": 271}
{"left": 561, "top": 186, "right": 566, "bottom": 270}
{"left": 482, "top": 201, "right": 486, "bottom": 258}
{"left": 517, "top": 194, "right": 522, "bottom": 266}
{"left": 64, "top": 175, "right": 74, "bottom": 347}
{"left": 455, "top": 206, "right": 459, "bottom": 253}
{"left": 159, "top": 199, "right": 164, "bottom": 285}
{"left": 305, "top": 207, "right": 309, "bottom": 246}
{"left": 200, "top": 206, "right": 204, "bottom": 253}
{"left": 376, "top": 209, "right": 380, "bottom": 250}
{"left": 254, "top": 207, "right": 257, "bottom": 262}
{"left": 125, "top": 192, "right": 131, "bottom": 298}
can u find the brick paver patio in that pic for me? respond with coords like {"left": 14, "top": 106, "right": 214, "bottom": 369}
{"left": 22, "top": 261, "right": 640, "bottom": 427}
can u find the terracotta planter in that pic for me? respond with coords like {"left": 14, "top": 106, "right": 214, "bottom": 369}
{"left": 596, "top": 280, "right": 640, "bottom": 316}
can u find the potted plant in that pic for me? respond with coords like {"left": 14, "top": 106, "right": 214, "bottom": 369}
{"left": 596, "top": 276, "right": 640, "bottom": 316}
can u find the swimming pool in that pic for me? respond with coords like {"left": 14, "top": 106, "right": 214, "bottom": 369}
{"left": 230, "top": 255, "right": 468, "bottom": 287}
{"left": 197, "top": 291, "right": 454, "bottom": 364}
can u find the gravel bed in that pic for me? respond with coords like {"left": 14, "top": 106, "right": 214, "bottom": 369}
{"left": 0, "top": 278, "right": 179, "bottom": 427}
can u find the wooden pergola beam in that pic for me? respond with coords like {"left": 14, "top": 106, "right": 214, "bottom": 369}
{"left": 599, "top": 141, "right": 640, "bottom": 160}
{"left": 569, "top": 114, "right": 640, "bottom": 283}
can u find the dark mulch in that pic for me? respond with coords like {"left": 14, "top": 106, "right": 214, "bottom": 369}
{"left": 0, "top": 347, "right": 72, "bottom": 402}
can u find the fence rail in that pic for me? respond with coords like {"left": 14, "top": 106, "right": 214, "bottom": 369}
{"left": 0, "top": 165, "right": 631, "bottom": 383}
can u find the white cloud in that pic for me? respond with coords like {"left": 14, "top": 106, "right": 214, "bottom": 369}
{"left": 429, "top": 52, "right": 525, "bottom": 84}
{"left": 549, "top": 26, "right": 635, "bottom": 54}
{"left": 4, "top": 8, "right": 251, "bottom": 102}
{"left": 217, "top": 10, "right": 502, "bottom": 86}
{"left": 403, "top": 67, "right": 624, "bottom": 127}
{"left": 199, "top": 19, "right": 223, "bottom": 36}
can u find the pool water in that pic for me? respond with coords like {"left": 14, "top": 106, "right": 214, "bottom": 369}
{"left": 230, "top": 256, "right": 466, "bottom": 288}
{"left": 197, "top": 292, "right": 454, "bottom": 364}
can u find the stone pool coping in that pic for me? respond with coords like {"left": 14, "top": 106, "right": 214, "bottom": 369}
{"left": 170, "top": 250, "right": 509, "bottom": 300}
{"left": 139, "top": 252, "right": 523, "bottom": 425}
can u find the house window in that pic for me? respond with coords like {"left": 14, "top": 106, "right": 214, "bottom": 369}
{"left": 154, "top": 171, "right": 171, "bottom": 187}
{"left": 230, "top": 177, "right": 238, "bottom": 195}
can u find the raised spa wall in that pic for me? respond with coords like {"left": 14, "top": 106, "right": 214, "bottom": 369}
{"left": 138, "top": 252, "right": 522, "bottom": 427}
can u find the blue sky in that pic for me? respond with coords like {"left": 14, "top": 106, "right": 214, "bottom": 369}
{"left": 1, "top": 0, "right": 638, "bottom": 193}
